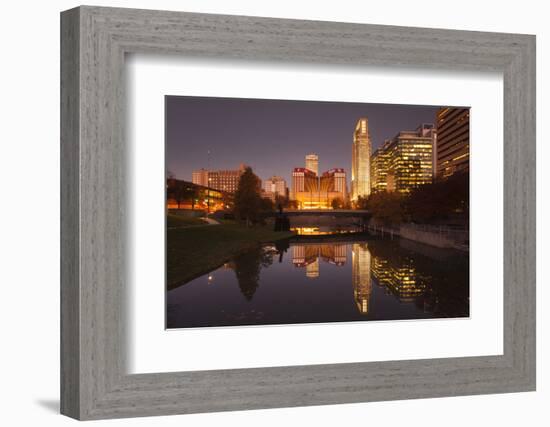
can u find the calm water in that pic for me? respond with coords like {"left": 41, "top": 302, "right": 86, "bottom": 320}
{"left": 166, "top": 238, "right": 469, "bottom": 329}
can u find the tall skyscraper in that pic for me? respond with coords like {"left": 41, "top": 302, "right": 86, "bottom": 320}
{"left": 351, "top": 118, "right": 372, "bottom": 202}
{"left": 436, "top": 107, "right": 470, "bottom": 179}
{"left": 305, "top": 154, "right": 319, "bottom": 176}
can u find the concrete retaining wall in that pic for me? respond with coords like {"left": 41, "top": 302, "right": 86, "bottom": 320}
{"left": 399, "top": 225, "right": 467, "bottom": 251}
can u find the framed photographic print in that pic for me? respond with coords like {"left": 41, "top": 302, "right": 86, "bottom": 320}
{"left": 61, "top": 5, "right": 536, "bottom": 420}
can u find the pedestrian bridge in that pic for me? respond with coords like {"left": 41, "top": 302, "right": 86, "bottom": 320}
{"left": 268, "top": 209, "right": 371, "bottom": 230}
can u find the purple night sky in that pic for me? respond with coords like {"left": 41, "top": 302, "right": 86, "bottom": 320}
{"left": 165, "top": 96, "right": 442, "bottom": 186}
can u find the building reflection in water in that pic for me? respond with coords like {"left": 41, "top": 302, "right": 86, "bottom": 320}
{"left": 291, "top": 241, "right": 430, "bottom": 315}
{"left": 371, "top": 254, "right": 427, "bottom": 302}
{"left": 352, "top": 243, "right": 372, "bottom": 314}
{"left": 292, "top": 244, "right": 347, "bottom": 280}
{"left": 306, "top": 259, "right": 320, "bottom": 278}
{"left": 167, "top": 238, "right": 468, "bottom": 329}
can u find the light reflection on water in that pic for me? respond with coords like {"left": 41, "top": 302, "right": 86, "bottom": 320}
{"left": 167, "top": 238, "right": 469, "bottom": 329}
{"left": 290, "top": 226, "right": 363, "bottom": 235}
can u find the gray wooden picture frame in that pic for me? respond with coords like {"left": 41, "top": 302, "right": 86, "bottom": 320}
{"left": 60, "top": 5, "right": 536, "bottom": 420}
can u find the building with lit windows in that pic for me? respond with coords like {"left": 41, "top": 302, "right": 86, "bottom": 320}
{"left": 191, "top": 168, "right": 209, "bottom": 187}
{"left": 370, "top": 140, "right": 392, "bottom": 193}
{"left": 291, "top": 167, "right": 347, "bottom": 209}
{"left": 291, "top": 167, "right": 317, "bottom": 201}
{"left": 166, "top": 178, "right": 227, "bottom": 212}
{"left": 351, "top": 118, "right": 372, "bottom": 202}
{"left": 305, "top": 153, "right": 319, "bottom": 176}
{"left": 263, "top": 176, "right": 287, "bottom": 202}
{"left": 373, "top": 124, "right": 435, "bottom": 194}
{"left": 322, "top": 168, "right": 347, "bottom": 197}
{"left": 192, "top": 164, "right": 247, "bottom": 194}
{"left": 436, "top": 107, "right": 470, "bottom": 179}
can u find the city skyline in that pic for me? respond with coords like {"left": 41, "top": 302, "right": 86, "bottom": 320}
{"left": 166, "top": 96, "right": 442, "bottom": 187}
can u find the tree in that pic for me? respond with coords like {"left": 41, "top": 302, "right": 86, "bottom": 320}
{"left": 274, "top": 194, "right": 288, "bottom": 210}
{"left": 260, "top": 197, "right": 274, "bottom": 214}
{"left": 366, "top": 191, "right": 405, "bottom": 226}
{"left": 355, "top": 195, "right": 369, "bottom": 210}
{"left": 331, "top": 197, "right": 344, "bottom": 209}
{"left": 168, "top": 179, "right": 197, "bottom": 210}
{"left": 287, "top": 199, "right": 298, "bottom": 209}
{"left": 233, "top": 167, "right": 263, "bottom": 226}
{"left": 406, "top": 172, "right": 469, "bottom": 223}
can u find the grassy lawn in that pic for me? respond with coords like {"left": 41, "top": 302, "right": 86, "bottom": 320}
{"left": 167, "top": 214, "right": 208, "bottom": 228}
{"left": 167, "top": 221, "right": 294, "bottom": 289}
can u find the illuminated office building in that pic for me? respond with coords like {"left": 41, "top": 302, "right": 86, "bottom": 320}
{"left": 291, "top": 167, "right": 347, "bottom": 209}
{"left": 436, "top": 107, "right": 470, "bottom": 179}
{"left": 370, "top": 140, "right": 392, "bottom": 193}
{"left": 351, "top": 118, "right": 372, "bottom": 202}
{"left": 305, "top": 153, "right": 319, "bottom": 176}
{"left": 377, "top": 124, "right": 435, "bottom": 194}
{"left": 352, "top": 243, "right": 372, "bottom": 315}
{"left": 263, "top": 176, "right": 287, "bottom": 202}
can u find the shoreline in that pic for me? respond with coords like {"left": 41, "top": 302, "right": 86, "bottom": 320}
{"left": 167, "top": 222, "right": 294, "bottom": 290}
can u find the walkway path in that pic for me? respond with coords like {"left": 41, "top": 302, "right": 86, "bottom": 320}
{"left": 167, "top": 217, "right": 220, "bottom": 230}
{"left": 203, "top": 217, "right": 220, "bottom": 225}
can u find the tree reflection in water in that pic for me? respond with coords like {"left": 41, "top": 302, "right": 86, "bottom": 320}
{"left": 230, "top": 245, "right": 274, "bottom": 300}
{"left": 274, "top": 239, "right": 290, "bottom": 263}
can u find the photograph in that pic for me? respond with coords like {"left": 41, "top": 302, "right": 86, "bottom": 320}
{"left": 165, "top": 96, "right": 470, "bottom": 329}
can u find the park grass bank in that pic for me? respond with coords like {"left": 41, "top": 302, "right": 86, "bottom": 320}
{"left": 167, "top": 214, "right": 208, "bottom": 228}
{"left": 167, "top": 222, "right": 294, "bottom": 290}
